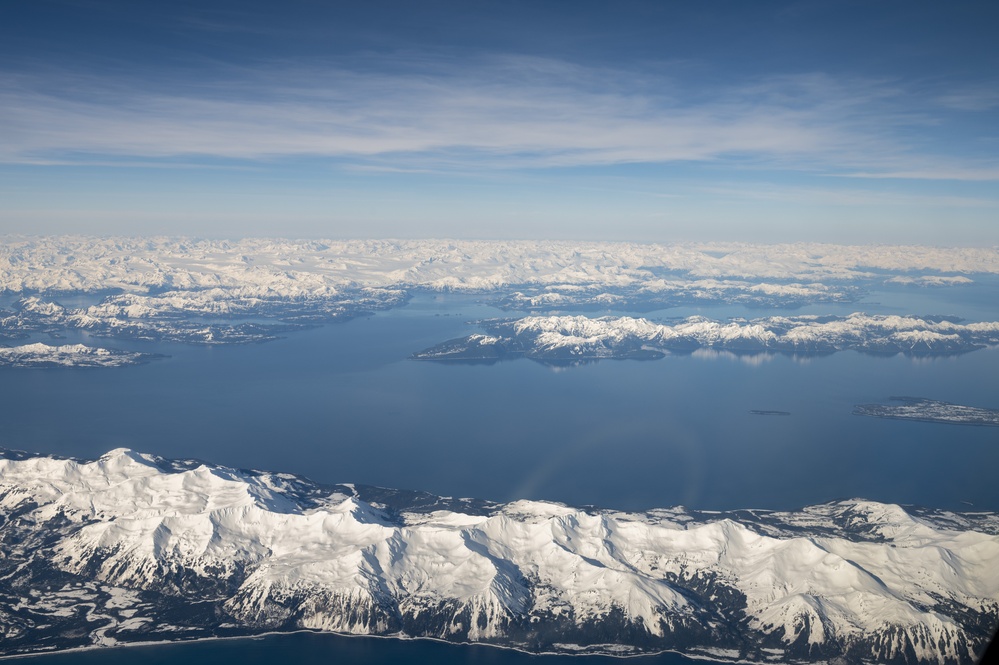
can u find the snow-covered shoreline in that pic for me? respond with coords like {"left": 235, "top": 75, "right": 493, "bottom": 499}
{"left": 0, "top": 627, "right": 744, "bottom": 665}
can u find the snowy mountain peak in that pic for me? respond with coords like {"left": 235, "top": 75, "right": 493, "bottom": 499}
{"left": 98, "top": 447, "right": 154, "bottom": 466}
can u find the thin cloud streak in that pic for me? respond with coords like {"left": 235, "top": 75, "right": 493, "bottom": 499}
{"left": 693, "top": 182, "right": 999, "bottom": 209}
{"left": 1, "top": 58, "right": 996, "bottom": 180}
{"left": 840, "top": 168, "right": 999, "bottom": 182}
{"left": 935, "top": 87, "right": 999, "bottom": 112}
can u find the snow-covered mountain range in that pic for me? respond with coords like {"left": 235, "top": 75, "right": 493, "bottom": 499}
{"left": 2, "top": 237, "right": 997, "bottom": 293}
{"left": 1, "top": 237, "right": 996, "bottom": 356}
{"left": 413, "top": 313, "right": 999, "bottom": 362}
{"left": 1, "top": 448, "right": 996, "bottom": 663}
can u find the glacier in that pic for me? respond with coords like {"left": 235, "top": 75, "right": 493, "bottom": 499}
{"left": 1, "top": 448, "right": 996, "bottom": 663}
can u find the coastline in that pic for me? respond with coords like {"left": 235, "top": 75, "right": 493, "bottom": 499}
{"left": 0, "top": 628, "right": 740, "bottom": 665}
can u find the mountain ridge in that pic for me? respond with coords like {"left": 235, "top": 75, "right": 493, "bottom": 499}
{"left": 1, "top": 448, "right": 996, "bottom": 664}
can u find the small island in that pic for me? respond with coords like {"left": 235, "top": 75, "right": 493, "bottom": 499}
{"left": 853, "top": 396, "right": 999, "bottom": 427}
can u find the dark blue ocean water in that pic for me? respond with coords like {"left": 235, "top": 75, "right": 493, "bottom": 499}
{"left": 1, "top": 286, "right": 997, "bottom": 663}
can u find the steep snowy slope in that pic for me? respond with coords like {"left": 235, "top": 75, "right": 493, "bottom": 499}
{"left": 1, "top": 449, "right": 996, "bottom": 663}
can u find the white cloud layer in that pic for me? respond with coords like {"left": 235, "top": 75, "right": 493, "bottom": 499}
{"left": 3, "top": 57, "right": 996, "bottom": 180}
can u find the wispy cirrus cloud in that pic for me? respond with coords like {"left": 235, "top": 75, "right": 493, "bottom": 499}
{"left": 1, "top": 56, "right": 996, "bottom": 180}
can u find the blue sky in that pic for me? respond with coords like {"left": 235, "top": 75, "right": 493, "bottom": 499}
{"left": 2, "top": 0, "right": 998, "bottom": 243}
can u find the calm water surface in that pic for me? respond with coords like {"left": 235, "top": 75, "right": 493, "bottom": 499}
{"left": 1, "top": 291, "right": 996, "bottom": 512}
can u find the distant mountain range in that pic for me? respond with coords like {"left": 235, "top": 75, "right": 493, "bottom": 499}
{"left": 3, "top": 237, "right": 997, "bottom": 294}
{"left": 2, "top": 237, "right": 997, "bottom": 361}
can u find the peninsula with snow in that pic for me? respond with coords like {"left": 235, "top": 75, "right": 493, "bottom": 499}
{"left": 0, "top": 343, "right": 160, "bottom": 368}
{"left": 0, "top": 448, "right": 996, "bottom": 664}
{"left": 413, "top": 314, "right": 999, "bottom": 364}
